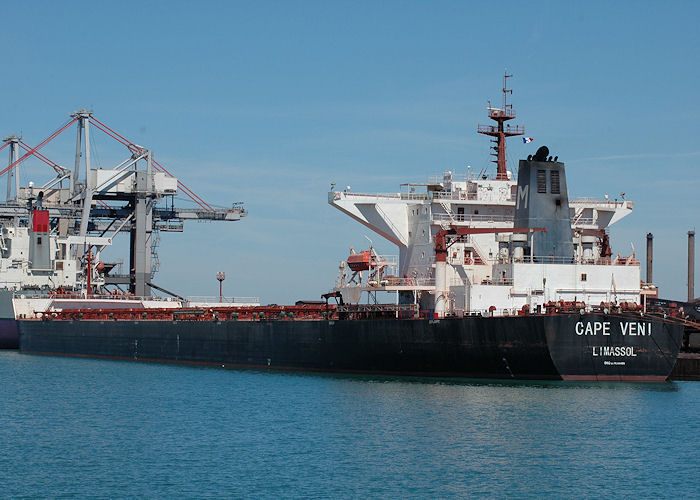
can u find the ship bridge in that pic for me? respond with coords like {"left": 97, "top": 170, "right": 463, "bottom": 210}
{"left": 330, "top": 175, "right": 638, "bottom": 316}
{"left": 329, "top": 176, "right": 634, "bottom": 304}
{"left": 329, "top": 174, "right": 633, "bottom": 246}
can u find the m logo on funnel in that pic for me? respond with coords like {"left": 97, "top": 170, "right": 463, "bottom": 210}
{"left": 517, "top": 185, "right": 529, "bottom": 210}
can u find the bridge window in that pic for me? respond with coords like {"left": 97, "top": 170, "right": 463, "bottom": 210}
{"left": 537, "top": 170, "right": 547, "bottom": 193}
{"left": 581, "top": 273, "right": 587, "bottom": 282}
{"left": 550, "top": 170, "right": 560, "bottom": 194}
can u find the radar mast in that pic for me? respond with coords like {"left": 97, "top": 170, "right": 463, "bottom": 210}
{"left": 477, "top": 72, "right": 525, "bottom": 180}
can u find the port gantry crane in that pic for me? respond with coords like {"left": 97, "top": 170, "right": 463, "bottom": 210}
{"left": 0, "top": 109, "right": 246, "bottom": 296}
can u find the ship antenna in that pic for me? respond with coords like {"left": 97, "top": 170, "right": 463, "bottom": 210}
{"left": 477, "top": 71, "right": 525, "bottom": 180}
{"left": 502, "top": 71, "right": 512, "bottom": 112}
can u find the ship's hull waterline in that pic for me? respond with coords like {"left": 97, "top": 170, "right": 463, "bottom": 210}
{"left": 18, "top": 313, "right": 683, "bottom": 382}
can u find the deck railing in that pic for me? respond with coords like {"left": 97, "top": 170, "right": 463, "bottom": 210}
{"left": 14, "top": 292, "right": 179, "bottom": 302}
{"left": 432, "top": 213, "right": 514, "bottom": 224}
{"left": 186, "top": 296, "right": 261, "bottom": 304}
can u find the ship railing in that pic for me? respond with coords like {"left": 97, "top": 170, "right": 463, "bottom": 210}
{"left": 570, "top": 197, "right": 635, "bottom": 208}
{"left": 337, "top": 304, "right": 417, "bottom": 313}
{"left": 433, "top": 213, "right": 514, "bottom": 224}
{"left": 485, "top": 106, "right": 518, "bottom": 119}
{"left": 338, "top": 303, "right": 419, "bottom": 319}
{"left": 433, "top": 213, "right": 598, "bottom": 226}
{"left": 571, "top": 197, "right": 601, "bottom": 203}
{"left": 452, "top": 276, "right": 524, "bottom": 287}
{"left": 430, "top": 191, "right": 480, "bottom": 201}
{"left": 334, "top": 191, "right": 432, "bottom": 201}
{"left": 0, "top": 282, "right": 24, "bottom": 290}
{"left": 511, "top": 256, "right": 639, "bottom": 266}
{"left": 337, "top": 191, "right": 401, "bottom": 199}
{"left": 516, "top": 256, "right": 584, "bottom": 264}
{"left": 399, "top": 193, "right": 430, "bottom": 200}
{"left": 458, "top": 307, "right": 514, "bottom": 317}
{"left": 449, "top": 301, "right": 657, "bottom": 318}
{"left": 14, "top": 292, "right": 179, "bottom": 301}
{"left": 186, "top": 296, "right": 261, "bottom": 305}
{"left": 449, "top": 254, "right": 635, "bottom": 266}
{"left": 360, "top": 277, "right": 435, "bottom": 287}
{"left": 459, "top": 306, "right": 526, "bottom": 318}
{"left": 22, "top": 294, "right": 262, "bottom": 304}
{"left": 492, "top": 278, "right": 514, "bottom": 286}
{"left": 571, "top": 217, "right": 596, "bottom": 226}
{"left": 469, "top": 277, "right": 514, "bottom": 286}
{"left": 409, "top": 278, "right": 435, "bottom": 287}
{"left": 338, "top": 190, "right": 531, "bottom": 203}
{"left": 374, "top": 255, "right": 398, "bottom": 265}
{"left": 477, "top": 121, "right": 523, "bottom": 132}
{"left": 428, "top": 174, "right": 469, "bottom": 184}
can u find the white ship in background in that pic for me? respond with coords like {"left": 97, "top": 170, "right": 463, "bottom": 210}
{"left": 329, "top": 75, "right": 650, "bottom": 316}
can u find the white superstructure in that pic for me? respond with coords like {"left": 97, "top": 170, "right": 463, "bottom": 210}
{"left": 0, "top": 215, "right": 109, "bottom": 291}
{"left": 329, "top": 171, "right": 644, "bottom": 316}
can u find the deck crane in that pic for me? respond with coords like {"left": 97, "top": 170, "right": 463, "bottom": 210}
{"left": 0, "top": 109, "right": 246, "bottom": 296}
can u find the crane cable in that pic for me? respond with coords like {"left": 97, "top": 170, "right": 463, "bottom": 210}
{"left": 90, "top": 117, "right": 215, "bottom": 212}
{"left": 0, "top": 117, "right": 78, "bottom": 178}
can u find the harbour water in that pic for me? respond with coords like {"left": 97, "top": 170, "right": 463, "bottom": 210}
{"left": 1, "top": 351, "right": 698, "bottom": 499}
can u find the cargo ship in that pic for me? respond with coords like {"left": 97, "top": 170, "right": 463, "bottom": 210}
{"left": 1, "top": 77, "right": 687, "bottom": 380}
{"left": 17, "top": 305, "right": 683, "bottom": 381}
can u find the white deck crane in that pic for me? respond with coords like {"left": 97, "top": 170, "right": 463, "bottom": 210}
{"left": 0, "top": 109, "right": 246, "bottom": 296}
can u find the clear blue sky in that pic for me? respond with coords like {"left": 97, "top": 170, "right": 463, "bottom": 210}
{"left": 1, "top": 1, "right": 698, "bottom": 302}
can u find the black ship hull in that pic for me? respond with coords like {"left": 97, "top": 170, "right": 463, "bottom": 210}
{"left": 0, "top": 319, "right": 18, "bottom": 349}
{"left": 18, "top": 313, "right": 683, "bottom": 381}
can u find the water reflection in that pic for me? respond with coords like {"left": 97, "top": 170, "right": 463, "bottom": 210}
{"left": 236, "top": 367, "right": 682, "bottom": 392}
{"left": 0, "top": 351, "right": 697, "bottom": 498}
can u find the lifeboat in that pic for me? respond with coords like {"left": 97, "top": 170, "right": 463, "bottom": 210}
{"left": 347, "top": 250, "right": 371, "bottom": 271}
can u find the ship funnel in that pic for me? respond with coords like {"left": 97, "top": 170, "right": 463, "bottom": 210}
{"left": 646, "top": 233, "right": 653, "bottom": 284}
{"left": 513, "top": 147, "right": 574, "bottom": 261}
{"left": 689, "top": 230, "right": 695, "bottom": 302}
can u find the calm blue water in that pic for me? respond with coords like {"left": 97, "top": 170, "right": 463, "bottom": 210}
{"left": 1, "top": 351, "right": 698, "bottom": 499}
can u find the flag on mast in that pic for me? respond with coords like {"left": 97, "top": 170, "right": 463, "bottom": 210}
{"left": 523, "top": 137, "right": 534, "bottom": 144}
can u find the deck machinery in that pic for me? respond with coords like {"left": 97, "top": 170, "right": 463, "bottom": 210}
{"left": 0, "top": 109, "right": 246, "bottom": 297}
